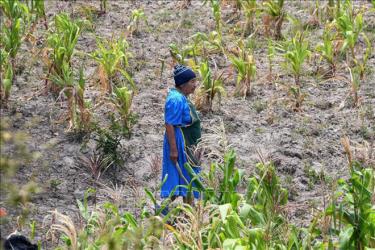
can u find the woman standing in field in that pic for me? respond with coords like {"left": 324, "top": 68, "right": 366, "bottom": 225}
{"left": 161, "top": 65, "right": 201, "bottom": 204}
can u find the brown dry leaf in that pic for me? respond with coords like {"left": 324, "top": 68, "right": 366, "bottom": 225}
{"left": 98, "top": 65, "right": 109, "bottom": 93}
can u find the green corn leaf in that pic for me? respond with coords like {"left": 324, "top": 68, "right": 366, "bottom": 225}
{"left": 339, "top": 226, "right": 354, "bottom": 249}
{"left": 3, "top": 79, "right": 12, "bottom": 93}
{"left": 118, "top": 68, "right": 136, "bottom": 92}
{"left": 123, "top": 212, "right": 138, "bottom": 228}
{"left": 144, "top": 188, "right": 156, "bottom": 206}
{"left": 219, "top": 203, "right": 232, "bottom": 222}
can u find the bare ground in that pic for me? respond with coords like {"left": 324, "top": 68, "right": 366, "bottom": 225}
{"left": 1, "top": 0, "right": 374, "bottom": 246}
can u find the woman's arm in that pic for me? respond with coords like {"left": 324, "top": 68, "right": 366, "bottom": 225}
{"left": 165, "top": 124, "right": 178, "bottom": 164}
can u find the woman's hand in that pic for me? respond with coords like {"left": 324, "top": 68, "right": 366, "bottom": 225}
{"left": 170, "top": 149, "right": 178, "bottom": 164}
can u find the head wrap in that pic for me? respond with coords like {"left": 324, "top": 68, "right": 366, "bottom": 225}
{"left": 173, "top": 65, "right": 196, "bottom": 86}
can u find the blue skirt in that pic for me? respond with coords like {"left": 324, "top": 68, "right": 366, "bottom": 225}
{"left": 161, "top": 127, "right": 200, "bottom": 198}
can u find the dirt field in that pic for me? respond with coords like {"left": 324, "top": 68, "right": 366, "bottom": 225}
{"left": 1, "top": 0, "right": 374, "bottom": 245}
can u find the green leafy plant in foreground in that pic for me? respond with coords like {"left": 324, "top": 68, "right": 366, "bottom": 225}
{"left": 244, "top": 160, "right": 289, "bottom": 245}
{"left": 324, "top": 137, "right": 375, "bottom": 249}
{"left": 199, "top": 150, "right": 245, "bottom": 208}
{"left": 327, "top": 163, "right": 375, "bottom": 249}
{"left": 48, "top": 141, "right": 375, "bottom": 249}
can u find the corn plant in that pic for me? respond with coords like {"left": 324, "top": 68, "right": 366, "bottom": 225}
{"left": 283, "top": 31, "right": 311, "bottom": 87}
{"left": 326, "top": 0, "right": 336, "bottom": 21}
{"left": 25, "top": 0, "right": 47, "bottom": 29}
{"left": 316, "top": 25, "right": 337, "bottom": 77}
{"left": 1, "top": 17, "right": 24, "bottom": 62}
{"left": 49, "top": 62, "right": 92, "bottom": 132}
{"left": 168, "top": 42, "right": 197, "bottom": 69}
{"left": 49, "top": 61, "right": 76, "bottom": 129}
{"left": 245, "top": 161, "right": 289, "bottom": 245}
{"left": 335, "top": 3, "right": 371, "bottom": 79}
{"left": 0, "top": 0, "right": 29, "bottom": 106}
{"left": 190, "top": 31, "right": 224, "bottom": 59}
{"left": 356, "top": 33, "right": 372, "bottom": 80}
{"left": 46, "top": 13, "right": 84, "bottom": 93}
{"left": 127, "top": 9, "right": 148, "bottom": 37}
{"left": 110, "top": 86, "right": 135, "bottom": 137}
{"left": 326, "top": 160, "right": 374, "bottom": 249}
{"left": 75, "top": 67, "right": 92, "bottom": 131}
{"left": 50, "top": 200, "right": 165, "bottom": 249}
{"left": 262, "top": 0, "right": 285, "bottom": 39}
{"left": 205, "top": 0, "right": 222, "bottom": 38}
{"left": 0, "top": 0, "right": 29, "bottom": 60}
{"left": 241, "top": 0, "right": 257, "bottom": 37}
{"left": 347, "top": 65, "right": 361, "bottom": 107}
{"left": 189, "top": 33, "right": 205, "bottom": 64}
{"left": 1, "top": 0, "right": 28, "bottom": 19}
{"left": 229, "top": 42, "right": 256, "bottom": 97}
{"left": 288, "top": 85, "right": 307, "bottom": 112}
{"left": 169, "top": 202, "right": 254, "bottom": 249}
{"left": 0, "top": 50, "right": 13, "bottom": 106}
{"left": 217, "top": 150, "right": 244, "bottom": 208}
{"left": 171, "top": 32, "right": 224, "bottom": 69}
{"left": 91, "top": 36, "right": 135, "bottom": 93}
{"left": 336, "top": 8, "right": 363, "bottom": 64}
{"left": 195, "top": 60, "right": 225, "bottom": 112}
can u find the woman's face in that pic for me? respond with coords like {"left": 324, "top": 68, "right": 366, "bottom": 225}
{"left": 185, "top": 78, "right": 198, "bottom": 95}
